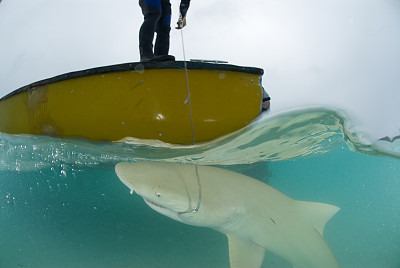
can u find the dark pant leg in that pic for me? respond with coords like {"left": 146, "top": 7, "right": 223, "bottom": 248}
{"left": 139, "top": 0, "right": 162, "bottom": 60}
{"left": 154, "top": 0, "right": 171, "bottom": 56}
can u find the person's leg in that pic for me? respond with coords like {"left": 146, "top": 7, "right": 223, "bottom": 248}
{"left": 139, "top": 0, "right": 162, "bottom": 61}
{"left": 154, "top": 0, "right": 171, "bottom": 56}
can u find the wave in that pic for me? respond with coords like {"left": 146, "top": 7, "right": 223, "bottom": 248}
{"left": 0, "top": 106, "right": 399, "bottom": 172}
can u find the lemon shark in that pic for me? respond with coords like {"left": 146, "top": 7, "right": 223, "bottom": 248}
{"left": 115, "top": 162, "right": 341, "bottom": 268}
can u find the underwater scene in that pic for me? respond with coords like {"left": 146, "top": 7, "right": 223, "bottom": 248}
{"left": 0, "top": 107, "right": 399, "bottom": 268}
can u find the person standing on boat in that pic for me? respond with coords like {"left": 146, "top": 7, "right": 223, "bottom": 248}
{"left": 139, "top": 0, "right": 190, "bottom": 62}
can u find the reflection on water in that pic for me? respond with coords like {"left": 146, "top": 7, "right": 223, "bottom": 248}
{"left": 0, "top": 107, "right": 399, "bottom": 267}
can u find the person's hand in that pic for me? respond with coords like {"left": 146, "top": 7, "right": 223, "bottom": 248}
{"left": 176, "top": 15, "right": 186, "bottom": 29}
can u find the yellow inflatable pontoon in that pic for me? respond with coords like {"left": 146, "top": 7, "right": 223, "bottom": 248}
{"left": 0, "top": 61, "right": 269, "bottom": 144}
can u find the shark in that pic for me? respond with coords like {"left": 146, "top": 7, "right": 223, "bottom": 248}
{"left": 115, "top": 161, "right": 341, "bottom": 268}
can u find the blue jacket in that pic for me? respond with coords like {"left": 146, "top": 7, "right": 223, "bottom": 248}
{"left": 180, "top": 0, "right": 190, "bottom": 17}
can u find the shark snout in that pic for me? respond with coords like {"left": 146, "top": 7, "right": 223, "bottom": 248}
{"left": 115, "top": 162, "right": 143, "bottom": 191}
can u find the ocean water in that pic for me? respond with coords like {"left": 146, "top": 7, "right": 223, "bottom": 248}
{"left": 0, "top": 107, "right": 399, "bottom": 268}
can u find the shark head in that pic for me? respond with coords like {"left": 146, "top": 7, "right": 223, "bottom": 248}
{"left": 115, "top": 162, "right": 203, "bottom": 223}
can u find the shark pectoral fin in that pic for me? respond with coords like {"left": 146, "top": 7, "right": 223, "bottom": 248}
{"left": 227, "top": 234, "right": 265, "bottom": 268}
{"left": 296, "top": 200, "right": 340, "bottom": 236}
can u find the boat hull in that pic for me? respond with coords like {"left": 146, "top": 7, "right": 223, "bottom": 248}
{"left": 0, "top": 61, "right": 264, "bottom": 144}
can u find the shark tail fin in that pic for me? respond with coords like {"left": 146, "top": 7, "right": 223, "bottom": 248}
{"left": 295, "top": 201, "right": 340, "bottom": 236}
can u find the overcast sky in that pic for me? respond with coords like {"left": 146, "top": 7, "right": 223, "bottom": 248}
{"left": 0, "top": 0, "right": 399, "bottom": 139}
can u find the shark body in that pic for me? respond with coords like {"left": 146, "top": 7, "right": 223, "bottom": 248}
{"left": 115, "top": 162, "right": 341, "bottom": 268}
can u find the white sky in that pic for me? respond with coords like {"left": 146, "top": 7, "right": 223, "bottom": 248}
{"left": 0, "top": 0, "right": 399, "bottom": 139}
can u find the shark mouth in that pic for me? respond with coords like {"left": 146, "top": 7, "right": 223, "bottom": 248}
{"left": 144, "top": 198, "right": 181, "bottom": 219}
{"left": 144, "top": 199, "right": 165, "bottom": 209}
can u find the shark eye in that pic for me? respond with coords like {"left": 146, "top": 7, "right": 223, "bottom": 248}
{"left": 155, "top": 192, "right": 161, "bottom": 198}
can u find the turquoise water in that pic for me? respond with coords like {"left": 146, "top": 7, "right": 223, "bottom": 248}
{"left": 1, "top": 107, "right": 399, "bottom": 268}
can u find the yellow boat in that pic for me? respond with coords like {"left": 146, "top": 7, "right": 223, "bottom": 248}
{"left": 0, "top": 61, "right": 269, "bottom": 144}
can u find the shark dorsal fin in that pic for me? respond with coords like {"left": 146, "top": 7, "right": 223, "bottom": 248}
{"left": 296, "top": 201, "right": 340, "bottom": 236}
{"left": 227, "top": 234, "right": 265, "bottom": 268}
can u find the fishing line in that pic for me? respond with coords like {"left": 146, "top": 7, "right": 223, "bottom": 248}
{"left": 179, "top": 27, "right": 195, "bottom": 145}
{"left": 178, "top": 164, "right": 202, "bottom": 215}
{"left": 177, "top": 19, "right": 202, "bottom": 215}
